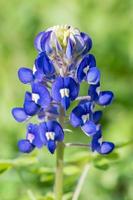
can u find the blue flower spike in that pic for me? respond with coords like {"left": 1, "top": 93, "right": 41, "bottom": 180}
{"left": 12, "top": 25, "right": 114, "bottom": 155}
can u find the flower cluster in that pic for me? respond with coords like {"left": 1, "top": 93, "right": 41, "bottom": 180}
{"left": 12, "top": 25, "right": 115, "bottom": 154}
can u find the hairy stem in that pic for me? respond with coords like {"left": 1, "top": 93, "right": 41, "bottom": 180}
{"left": 55, "top": 106, "right": 65, "bottom": 200}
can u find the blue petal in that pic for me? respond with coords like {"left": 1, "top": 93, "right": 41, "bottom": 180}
{"left": 46, "top": 121, "right": 64, "bottom": 141}
{"left": 18, "top": 139, "right": 35, "bottom": 153}
{"left": 39, "top": 122, "right": 48, "bottom": 144}
{"left": 66, "top": 38, "right": 73, "bottom": 59}
{"left": 93, "top": 111, "right": 102, "bottom": 123}
{"left": 23, "top": 92, "right": 39, "bottom": 116}
{"left": 99, "top": 142, "right": 115, "bottom": 154}
{"left": 64, "top": 77, "right": 79, "bottom": 101}
{"left": 74, "top": 34, "right": 85, "bottom": 53}
{"left": 32, "top": 83, "right": 51, "bottom": 109}
{"left": 91, "top": 128, "right": 102, "bottom": 151}
{"left": 35, "top": 52, "right": 55, "bottom": 75}
{"left": 40, "top": 31, "right": 52, "bottom": 53}
{"left": 18, "top": 67, "right": 33, "bottom": 84}
{"left": 12, "top": 108, "right": 28, "bottom": 122}
{"left": 70, "top": 105, "right": 85, "bottom": 127}
{"left": 51, "top": 77, "right": 64, "bottom": 102}
{"left": 79, "top": 100, "right": 92, "bottom": 114}
{"left": 97, "top": 91, "right": 114, "bottom": 106}
{"left": 80, "top": 32, "right": 92, "bottom": 54}
{"left": 88, "top": 82, "right": 100, "bottom": 101}
{"left": 61, "top": 96, "right": 70, "bottom": 110}
{"left": 77, "top": 54, "right": 96, "bottom": 82}
{"left": 82, "top": 121, "right": 97, "bottom": 136}
{"left": 87, "top": 67, "right": 100, "bottom": 85}
{"left": 34, "top": 31, "right": 45, "bottom": 52}
{"left": 27, "top": 124, "right": 43, "bottom": 148}
{"left": 47, "top": 140, "right": 56, "bottom": 154}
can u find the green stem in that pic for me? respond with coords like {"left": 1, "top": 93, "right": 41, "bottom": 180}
{"left": 55, "top": 106, "right": 65, "bottom": 200}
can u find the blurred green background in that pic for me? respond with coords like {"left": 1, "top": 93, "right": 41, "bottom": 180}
{"left": 0, "top": 0, "right": 133, "bottom": 199}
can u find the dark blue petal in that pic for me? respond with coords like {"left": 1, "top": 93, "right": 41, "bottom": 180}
{"left": 82, "top": 121, "right": 97, "bottom": 136}
{"left": 18, "top": 139, "right": 35, "bottom": 153}
{"left": 70, "top": 105, "right": 85, "bottom": 127}
{"left": 61, "top": 96, "right": 70, "bottom": 110}
{"left": 87, "top": 67, "right": 100, "bottom": 85}
{"left": 91, "top": 128, "right": 102, "bottom": 151}
{"left": 23, "top": 92, "right": 39, "bottom": 116}
{"left": 88, "top": 82, "right": 100, "bottom": 101}
{"left": 78, "top": 100, "right": 92, "bottom": 114}
{"left": 64, "top": 77, "right": 79, "bottom": 101}
{"left": 27, "top": 124, "right": 44, "bottom": 148}
{"left": 93, "top": 111, "right": 102, "bottom": 123}
{"left": 99, "top": 142, "right": 115, "bottom": 154}
{"left": 39, "top": 122, "right": 48, "bottom": 144}
{"left": 51, "top": 77, "right": 64, "bottom": 102}
{"left": 77, "top": 54, "right": 96, "bottom": 82}
{"left": 47, "top": 140, "right": 56, "bottom": 154}
{"left": 97, "top": 91, "right": 114, "bottom": 106}
{"left": 12, "top": 108, "right": 28, "bottom": 122}
{"left": 35, "top": 52, "right": 55, "bottom": 75}
{"left": 18, "top": 67, "right": 33, "bottom": 84}
{"left": 32, "top": 83, "right": 51, "bottom": 109}
{"left": 80, "top": 32, "right": 92, "bottom": 54}
{"left": 46, "top": 121, "right": 64, "bottom": 141}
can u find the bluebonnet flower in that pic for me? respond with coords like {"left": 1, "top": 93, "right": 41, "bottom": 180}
{"left": 12, "top": 25, "right": 115, "bottom": 155}
{"left": 18, "top": 123, "right": 43, "bottom": 153}
{"left": 40, "top": 121, "right": 64, "bottom": 153}
{"left": 91, "top": 128, "right": 115, "bottom": 155}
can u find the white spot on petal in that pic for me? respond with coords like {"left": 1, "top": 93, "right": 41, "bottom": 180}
{"left": 46, "top": 132, "right": 55, "bottom": 140}
{"left": 32, "top": 93, "right": 40, "bottom": 104}
{"left": 60, "top": 88, "right": 70, "bottom": 98}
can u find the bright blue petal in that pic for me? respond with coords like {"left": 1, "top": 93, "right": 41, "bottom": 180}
{"left": 18, "top": 67, "right": 33, "bottom": 84}
{"left": 97, "top": 91, "right": 114, "bottom": 106}
{"left": 93, "top": 111, "right": 102, "bottom": 123}
{"left": 61, "top": 96, "right": 70, "bottom": 110}
{"left": 18, "top": 139, "right": 35, "bottom": 153}
{"left": 46, "top": 121, "right": 64, "bottom": 141}
{"left": 51, "top": 77, "right": 64, "bottom": 102}
{"left": 82, "top": 121, "right": 97, "bottom": 136}
{"left": 12, "top": 108, "right": 28, "bottom": 122}
{"left": 99, "top": 142, "right": 115, "bottom": 154}
{"left": 70, "top": 105, "right": 85, "bottom": 127}
{"left": 23, "top": 92, "right": 39, "bottom": 116}
{"left": 47, "top": 140, "right": 56, "bottom": 154}
{"left": 77, "top": 54, "right": 96, "bottom": 82}
{"left": 35, "top": 52, "right": 55, "bottom": 75}
{"left": 39, "top": 122, "right": 47, "bottom": 144}
{"left": 91, "top": 128, "right": 102, "bottom": 152}
{"left": 27, "top": 124, "right": 43, "bottom": 148}
{"left": 64, "top": 77, "right": 79, "bottom": 101}
{"left": 88, "top": 82, "right": 100, "bottom": 101}
{"left": 80, "top": 32, "right": 92, "bottom": 54}
{"left": 34, "top": 31, "right": 45, "bottom": 52}
{"left": 32, "top": 83, "right": 51, "bottom": 109}
{"left": 87, "top": 67, "right": 100, "bottom": 85}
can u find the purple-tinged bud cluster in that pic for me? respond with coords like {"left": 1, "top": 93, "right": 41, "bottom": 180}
{"left": 12, "top": 25, "right": 114, "bottom": 154}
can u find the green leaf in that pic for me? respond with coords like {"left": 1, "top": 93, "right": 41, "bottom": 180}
{"left": 64, "top": 165, "right": 80, "bottom": 176}
{"left": 65, "top": 151, "right": 91, "bottom": 165}
{"left": 63, "top": 192, "right": 73, "bottom": 200}
{"left": 93, "top": 157, "right": 110, "bottom": 170}
{"left": 0, "top": 161, "right": 12, "bottom": 174}
{"left": 40, "top": 174, "right": 54, "bottom": 183}
{"left": 14, "top": 156, "right": 38, "bottom": 167}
